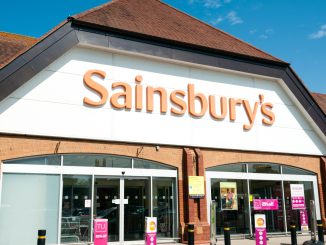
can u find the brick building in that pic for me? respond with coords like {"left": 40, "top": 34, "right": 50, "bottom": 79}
{"left": 0, "top": 0, "right": 325, "bottom": 244}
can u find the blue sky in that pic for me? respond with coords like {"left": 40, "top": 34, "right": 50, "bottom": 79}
{"left": 1, "top": 0, "right": 325, "bottom": 93}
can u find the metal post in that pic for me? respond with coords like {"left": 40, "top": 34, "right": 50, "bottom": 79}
{"left": 37, "top": 230, "right": 46, "bottom": 245}
{"left": 224, "top": 222, "right": 231, "bottom": 245}
{"left": 310, "top": 200, "right": 317, "bottom": 242}
{"left": 317, "top": 220, "right": 324, "bottom": 242}
{"left": 290, "top": 221, "right": 297, "bottom": 245}
{"left": 210, "top": 201, "right": 217, "bottom": 245}
{"left": 188, "top": 224, "right": 194, "bottom": 245}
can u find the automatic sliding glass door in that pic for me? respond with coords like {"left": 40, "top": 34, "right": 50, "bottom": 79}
{"left": 61, "top": 175, "right": 92, "bottom": 244}
{"left": 124, "top": 179, "right": 150, "bottom": 241}
{"left": 94, "top": 177, "right": 120, "bottom": 242}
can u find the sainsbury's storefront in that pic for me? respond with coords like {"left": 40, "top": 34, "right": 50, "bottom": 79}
{"left": 0, "top": 0, "right": 325, "bottom": 244}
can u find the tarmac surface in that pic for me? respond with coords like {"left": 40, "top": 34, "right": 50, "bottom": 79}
{"left": 162, "top": 235, "right": 322, "bottom": 245}
{"left": 215, "top": 234, "right": 315, "bottom": 244}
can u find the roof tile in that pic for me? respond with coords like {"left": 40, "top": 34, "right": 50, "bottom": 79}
{"left": 312, "top": 93, "right": 326, "bottom": 115}
{"left": 74, "top": 0, "right": 284, "bottom": 63}
{"left": 0, "top": 32, "right": 37, "bottom": 69}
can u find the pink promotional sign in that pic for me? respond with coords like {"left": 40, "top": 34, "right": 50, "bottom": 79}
{"left": 290, "top": 184, "right": 306, "bottom": 210}
{"left": 145, "top": 217, "right": 157, "bottom": 245}
{"left": 255, "top": 214, "right": 267, "bottom": 245}
{"left": 255, "top": 228, "right": 267, "bottom": 245}
{"left": 145, "top": 232, "right": 157, "bottom": 245}
{"left": 253, "top": 199, "right": 279, "bottom": 210}
{"left": 94, "top": 219, "right": 108, "bottom": 245}
{"left": 300, "top": 210, "right": 309, "bottom": 231}
{"left": 291, "top": 196, "right": 306, "bottom": 210}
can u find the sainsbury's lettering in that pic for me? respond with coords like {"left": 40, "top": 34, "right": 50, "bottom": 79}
{"left": 83, "top": 69, "right": 275, "bottom": 130}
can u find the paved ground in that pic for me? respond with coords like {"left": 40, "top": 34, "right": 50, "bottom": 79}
{"left": 215, "top": 235, "right": 316, "bottom": 244}
{"left": 163, "top": 235, "right": 322, "bottom": 245}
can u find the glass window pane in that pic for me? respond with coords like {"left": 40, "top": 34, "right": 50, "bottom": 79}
{"left": 61, "top": 175, "right": 92, "bottom": 243}
{"left": 248, "top": 163, "right": 280, "bottom": 174}
{"left": 124, "top": 179, "right": 150, "bottom": 241}
{"left": 134, "top": 159, "right": 175, "bottom": 170}
{"left": 94, "top": 178, "right": 120, "bottom": 242}
{"left": 0, "top": 173, "right": 60, "bottom": 245}
{"left": 4, "top": 155, "right": 61, "bottom": 165}
{"left": 211, "top": 179, "right": 249, "bottom": 235}
{"left": 207, "top": 163, "right": 246, "bottom": 172}
{"left": 250, "top": 180, "right": 284, "bottom": 232}
{"left": 63, "top": 154, "right": 132, "bottom": 168}
{"left": 282, "top": 166, "right": 315, "bottom": 175}
{"left": 153, "top": 178, "right": 177, "bottom": 238}
{"left": 284, "top": 181, "right": 314, "bottom": 231}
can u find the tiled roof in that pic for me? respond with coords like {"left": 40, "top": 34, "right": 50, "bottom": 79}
{"left": 0, "top": 32, "right": 37, "bottom": 69}
{"left": 73, "top": 0, "right": 285, "bottom": 64}
{"left": 312, "top": 93, "right": 326, "bottom": 115}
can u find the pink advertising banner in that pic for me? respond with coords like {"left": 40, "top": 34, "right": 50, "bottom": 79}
{"left": 255, "top": 214, "right": 267, "bottom": 245}
{"left": 94, "top": 219, "right": 108, "bottom": 245}
{"left": 145, "top": 232, "right": 157, "bottom": 245}
{"left": 300, "top": 210, "right": 309, "bottom": 231}
{"left": 255, "top": 228, "right": 267, "bottom": 245}
{"left": 290, "top": 184, "right": 306, "bottom": 210}
{"left": 253, "top": 199, "right": 279, "bottom": 210}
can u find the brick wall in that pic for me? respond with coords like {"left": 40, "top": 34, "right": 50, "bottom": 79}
{"left": 0, "top": 134, "right": 324, "bottom": 240}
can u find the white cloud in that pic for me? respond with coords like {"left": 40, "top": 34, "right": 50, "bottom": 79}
{"left": 211, "top": 17, "right": 224, "bottom": 25}
{"left": 249, "top": 29, "right": 257, "bottom": 35}
{"left": 203, "top": 0, "right": 222, "bottom": 8}
{"left": 189, "top": 0, "right": 232, "bottom": 8}
{"left": 265, "top": 29, "right": 274, "bottom": 34}
{"left": 226, "top": 11, "right": 243, "bottom": 25}
{"left": 309, "top": 24, "right": 326, "bottom": 39}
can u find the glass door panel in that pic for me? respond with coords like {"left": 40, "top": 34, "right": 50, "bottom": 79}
{"left": 153, "top": 178, "right": 176, "bottom": 238}
{"left": 124, "top": 179, "right": 150, "bottom": 241}
{"left": 211, "top": 179, "right": 250, "bottom": 235}
{"left": 284, "top": 181, "right": 314, "bottom": 231}
{"left": 61, "top": 175, "right": 92, "bottom": 243}
{"left": 250, "top": 180, "right": 284, "bottom": 233}
{"left": 94, "top": 177, "right": 120, "bottom": 242}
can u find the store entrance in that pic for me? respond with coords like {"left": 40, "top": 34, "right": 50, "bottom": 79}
{"left": 93, "top": 177, "right": 150, "bottom": 243}
{"left": 61, "top": 176, "right": 150, "bottom": 244}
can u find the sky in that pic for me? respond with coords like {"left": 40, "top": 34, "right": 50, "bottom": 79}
{"left": 0, "top": 0, "right": 325, "bottom": 93}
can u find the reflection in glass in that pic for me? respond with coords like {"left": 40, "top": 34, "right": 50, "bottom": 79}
{"left": 4, "top": 155, "right": 61, "bottom": 165}
{"left": 248, "top": 163, "right": 280, "bottom": 174}
{"left": 153, "top": 178, "right": 177, "bottom": 238}
{"left": 63, "top": 154, "right": 132, "bottom": 168}
{"left": 207, "top": 163, "right": 246, "bottom": 173}
{"left": 124, "top": 179, "right": 150, "bottom": 241}
{"left": 61, "top": 175, "right": 92, "bottom": 243}
{"left": 283, "top": 181, "right": 314, "bottom": 231}
{"left": 211, "top": 179, "right": 249, "bottom": 235}
{"left": 250, "top": 180, "right": 284, "bottom": 232}
{"left": 0, "top": 174, "right": 60, "bottom": 245}
{"left": 282, "top": 166, "right": 315, "bottom": 175}
{"left": 134, "top": 159, "right": 175, "bottom": 170}
{"left": 94, "top": 178, "right": 120, "bottom": 242}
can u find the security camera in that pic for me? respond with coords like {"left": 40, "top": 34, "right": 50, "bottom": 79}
{"left": 122, "top": 171, "right": 125, "bottom": 175}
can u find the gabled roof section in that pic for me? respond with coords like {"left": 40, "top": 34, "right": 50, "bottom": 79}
{"left": 0, "top": 32, "right": 37, "bottom": 68}
{"left": 312, "top": 93, "right": 326, "bottom": 115}
{"left": 73, "top": 0, "right": 284, "bottom": 64}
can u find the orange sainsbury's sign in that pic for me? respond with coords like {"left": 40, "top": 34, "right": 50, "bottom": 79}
{"left": 83, "top": 69, "right": 275, "bottom": 130}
